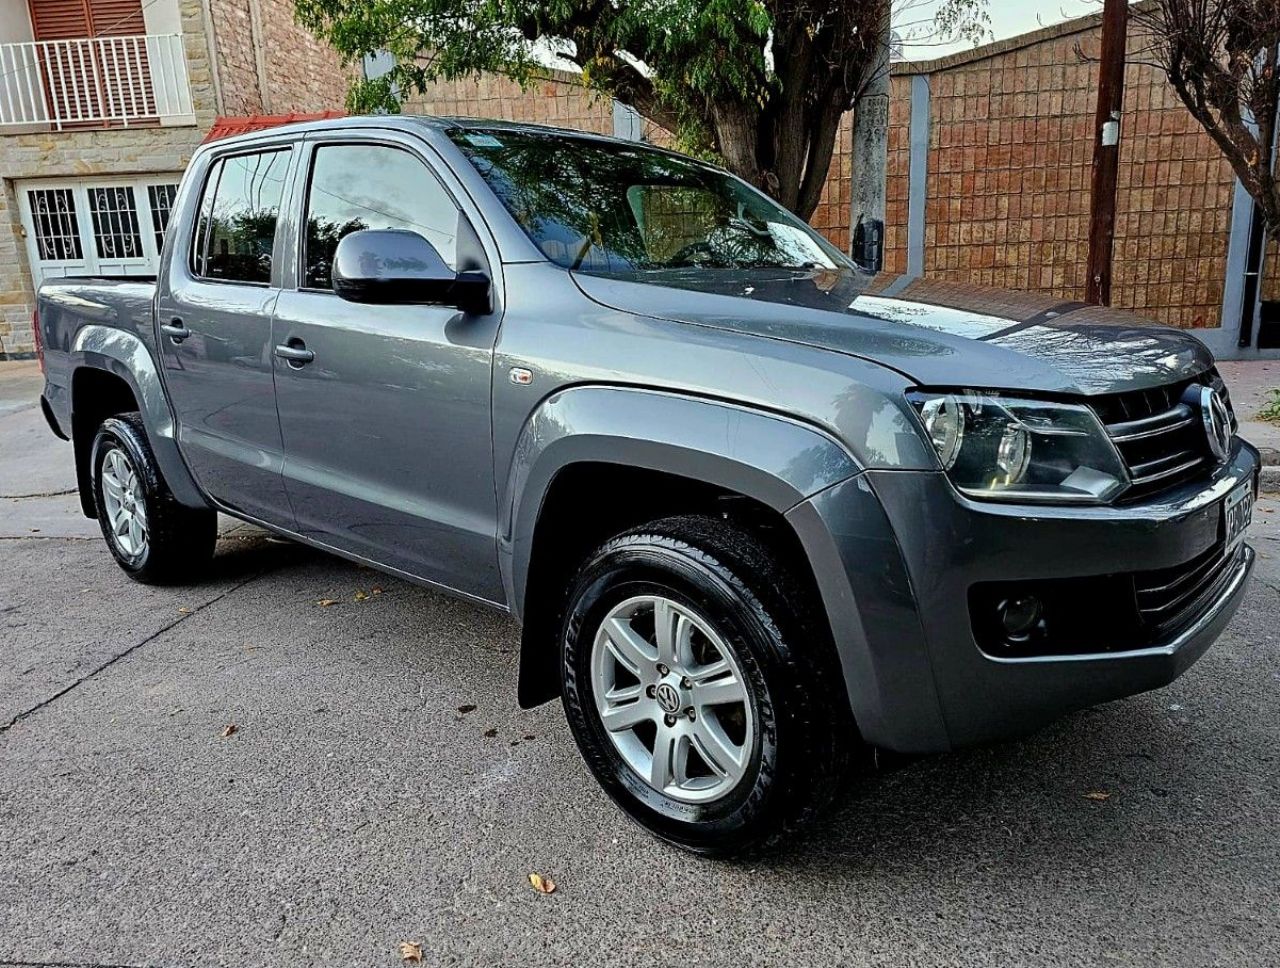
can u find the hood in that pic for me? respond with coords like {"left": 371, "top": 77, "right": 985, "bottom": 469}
{"left": 571, "top": 268, "right": 1215, "bottom": 396}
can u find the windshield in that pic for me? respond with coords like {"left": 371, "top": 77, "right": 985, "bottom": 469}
{"left": 448, "top": 129, "right": 851, "bottom": 275}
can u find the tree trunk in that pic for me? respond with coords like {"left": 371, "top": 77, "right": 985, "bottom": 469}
{"left": 710, "top": 102, "right": 764, "bottom": 189}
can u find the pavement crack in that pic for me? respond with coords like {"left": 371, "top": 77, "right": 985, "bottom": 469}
{"left": 0, "top": 571, "right": 265, "bottom": 735}
{"left": 0, "top": 535, "right": 97, "bottom": 542}
{"left": 1, "top": 487, "right": 79, "bottom": 499}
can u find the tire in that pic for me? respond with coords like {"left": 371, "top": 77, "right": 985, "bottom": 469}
{"left": 560, "top": 514, "right": 854, "bottom": 856}
{"left": 90, "top": 412, "right": 216, "bottom": 585}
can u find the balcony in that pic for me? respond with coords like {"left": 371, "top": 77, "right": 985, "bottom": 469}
{"left": 0, "top": 33, "right": 194, "bottom": 132}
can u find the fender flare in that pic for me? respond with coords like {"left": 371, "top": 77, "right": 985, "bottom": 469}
{"left": 69, "top": 325, "right": 208, "bottom": 513}
{"left": 501, "top": 385, "right": 862, "bottom": 616}
{"left": 501, "top": 385, "right": 883, "bottom": 712}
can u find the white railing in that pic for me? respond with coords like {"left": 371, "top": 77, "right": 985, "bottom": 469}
{"left": 0, "top": 33, "right": 193, "bottom": 131}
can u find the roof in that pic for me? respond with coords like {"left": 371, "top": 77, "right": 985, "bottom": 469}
{"left": 197, "top": 112, "right": 649, "bottom": 151}
{"left": 202, "top": 111, "right": 346, "bottom": 143}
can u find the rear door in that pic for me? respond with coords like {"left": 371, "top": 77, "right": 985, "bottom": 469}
{"left": 270, "top": 132, "right": 503, "bottom": 601}
{"left": 154, "top": 144, "right": 296, "bottom": 525}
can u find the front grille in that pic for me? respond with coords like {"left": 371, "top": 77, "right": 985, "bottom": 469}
{"left": 1133, "top": 539, "right": 1245, "bottom": 639}
{"left": 1090, "top": 370, "right": 1235, "bottom": 502}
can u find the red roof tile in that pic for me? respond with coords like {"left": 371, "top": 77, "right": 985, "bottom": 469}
{"left": 202, "top": 111, "right": 345, "bottom": 143}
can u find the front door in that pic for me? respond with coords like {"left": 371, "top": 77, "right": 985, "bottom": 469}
{"left": 154, "top": 146, "right": 295, "bottom": 525}
{"left": 271, "top": 138, "right": 502, "bottom": 602}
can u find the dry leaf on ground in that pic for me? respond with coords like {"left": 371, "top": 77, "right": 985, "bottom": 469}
{"left": 315, "top": 598, "right": 339, "bottom": 607}
{"left": 398, "top": 940, "right": 423, "bottom": 962}
{"left": 528, "top": 872, "right": 556, "bottom": 895}
{"left": 457, "top": 704, "right": 477, "bottom": 715}
{"left": 178, "top": 606, "right": 192, "bottom": 614}
{"left": 354, "top": 590, "right": 368, "bottom": 601}
{"left": 1084, "top": 791, "right": 1111, "bottom": 801}
{"left": 220, "top": 724, "right": 238, "bottom": 738}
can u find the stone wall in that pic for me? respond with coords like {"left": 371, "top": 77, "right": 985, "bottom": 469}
{"left": 209, "top": 0, "right": 355, "bottom": 116}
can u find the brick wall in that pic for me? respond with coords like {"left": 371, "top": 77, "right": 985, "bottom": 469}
{"left": 895, "top": 16, "right": 1238, "bottom": 329}
{"left": 808, "top": 113, "right": 854, "bottom": 251}
{"left": 208, "top": 1, "right": 260, "bottom": 115}
{"left": 919, "top": 30, "right": 1095, "bottom": 298}
{"left": 406, "top": 71, "right": 614, "bottom": 134}
{"left": 1113, "top": 35, "right": 1236, "bottom": 328}
{"left": 2, "top": 8, "right": 1254, "bottom": 353}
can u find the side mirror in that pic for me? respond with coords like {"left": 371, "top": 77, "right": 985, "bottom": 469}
{"left": 332, "top": 228, "right": 491, "bottom": 313}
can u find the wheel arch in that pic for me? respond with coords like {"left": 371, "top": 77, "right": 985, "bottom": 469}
{"left": 69, "top": 325, "right": 208, "bottom": 516}
{"left": 503, "top": 386, "right": 862, "bottom": 710}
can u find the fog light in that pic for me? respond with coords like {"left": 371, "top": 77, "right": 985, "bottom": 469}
{"left": 998, "top": 595, "right": 1042, "bottom": 641}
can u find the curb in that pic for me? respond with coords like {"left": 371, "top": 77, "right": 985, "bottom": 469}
{"left": 1262, "top": 463, "right": 1280, "bottom": 494}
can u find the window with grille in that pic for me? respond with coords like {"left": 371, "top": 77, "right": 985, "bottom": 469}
{"left": 87, "top": 185, "right": 142, "bottom": 260}
{"left": 27, "top": 188, "right": 84, "bottom": 261}
{"left": 147, "top": 183, "right": 179, "bottom": 252}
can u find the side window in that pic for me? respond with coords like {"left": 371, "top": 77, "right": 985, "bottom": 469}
{"left": 303, "top": 144, "right": 458, "bottom": 290}
{"left": 191, "top": 149, "right": 291, "bottom": 284}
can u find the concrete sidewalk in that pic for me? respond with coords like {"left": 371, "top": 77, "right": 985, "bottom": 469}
{"left": 0, "top": 358, "right": 41, "bottom": 418}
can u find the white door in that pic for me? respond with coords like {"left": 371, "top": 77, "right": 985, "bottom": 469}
{"left": 17, "top": 175, "right": 182, "bottom": 287}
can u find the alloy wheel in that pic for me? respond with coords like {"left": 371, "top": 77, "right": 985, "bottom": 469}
{"left": 100, "top": 447, "right": 149, "bottom": 559}
{"left": 590, "top": 594, "right": 755, "bottom": 804}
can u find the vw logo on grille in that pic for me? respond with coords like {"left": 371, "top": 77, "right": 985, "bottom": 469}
{"left": 1198, "top": 386, "right": 1233, "bottom": 462}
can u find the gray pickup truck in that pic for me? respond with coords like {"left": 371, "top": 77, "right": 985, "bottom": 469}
{"left": 36, "top": 116, "right": 1258, "bottom": 854}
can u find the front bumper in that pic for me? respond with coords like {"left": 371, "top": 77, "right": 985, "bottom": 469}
{"left": 788, "top": 438, "right": 1259, "bottom": 753}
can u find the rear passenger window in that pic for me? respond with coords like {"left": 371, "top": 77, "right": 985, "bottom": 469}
{"left": 191, "top": 149, "right": 291, "bottom": 284}
{"left": 303, "top": 144, "right": 458, "bottom": 290}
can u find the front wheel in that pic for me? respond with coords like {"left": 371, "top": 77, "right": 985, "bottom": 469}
{"left": 91, "top": 413, "right": 216, "bottom": 584}
{"left": 560, "top": 515, "right": 853, "bottom": 855}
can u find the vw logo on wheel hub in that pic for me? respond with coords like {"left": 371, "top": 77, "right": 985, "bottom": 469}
{"left": 1198, "top": 386, "right": 1233, "bottom": 462}
{"left": 655, "top": 682, "right": 682, "bottom": 714}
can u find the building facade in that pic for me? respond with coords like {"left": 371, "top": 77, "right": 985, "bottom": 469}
{"left": 0, "top": 0, "right": 351, "bottom": 357}
{"left": 4, "top": 3, "right": 1275, "bottom": 359}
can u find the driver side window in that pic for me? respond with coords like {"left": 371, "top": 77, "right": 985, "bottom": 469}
{"left": 303, "top": 144, "right": 459, "bottom": 291}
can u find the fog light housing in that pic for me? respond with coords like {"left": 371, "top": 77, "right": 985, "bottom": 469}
{"left": 998, "top": 595, "right": 1042, "bottom": 642}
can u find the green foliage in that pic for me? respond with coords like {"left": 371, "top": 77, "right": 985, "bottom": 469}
{"left": 294, "top": 0, "right": 989, "bottom": 216}
{"left": 1259, "top": 388, "right": 1280, "bottom": 425}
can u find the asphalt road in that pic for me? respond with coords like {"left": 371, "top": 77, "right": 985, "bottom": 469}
{"left": 2, "top": 362, "right": 1279, "bottom": 968}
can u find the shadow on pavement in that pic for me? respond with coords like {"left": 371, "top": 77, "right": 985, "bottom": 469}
{"left": 208, "top": 530, "right": 324, "bottom": 583}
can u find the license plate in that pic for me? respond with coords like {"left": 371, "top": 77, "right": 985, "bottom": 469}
{"left": 1224, "top": 481, "right": 1254, "bottom": 552}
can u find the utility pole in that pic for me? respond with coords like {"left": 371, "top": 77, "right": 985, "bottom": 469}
{"left": 851, "top": 1, "right": 891, "bottom": 273}
{"left": 1085, "top": 0, "right": 1129, "bottom": 305}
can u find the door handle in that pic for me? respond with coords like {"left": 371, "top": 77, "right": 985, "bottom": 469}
{"left": 160, "top": 318, "right": 190, "bottom": 343}
{"left": 274, "top": 341, "right": 315, "bottom": 366}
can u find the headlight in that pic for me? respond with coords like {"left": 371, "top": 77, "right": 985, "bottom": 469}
{"left": 907, "top": 390, "right": 1129, "bottom": 503}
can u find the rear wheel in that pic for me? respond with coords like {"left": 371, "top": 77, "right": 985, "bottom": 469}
{"left": 560, "top": 514, "right": 853, "bottom": 855}
{"left": 91, "top": 413, "right": 216, "bottom": 584}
